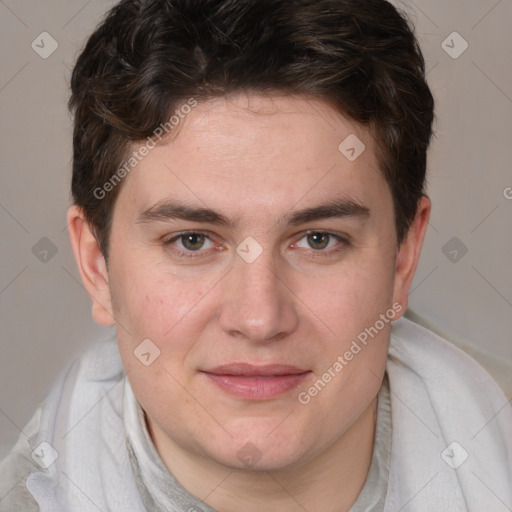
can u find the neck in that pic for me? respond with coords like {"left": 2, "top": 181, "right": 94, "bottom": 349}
{"left": 147, "top": 397, "right": 378, "bottom": 512}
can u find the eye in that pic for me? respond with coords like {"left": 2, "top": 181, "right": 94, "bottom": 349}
{"left": 293, "top": 231, "right": 349, "bottom": 254}
{"left": 163, "top": 231, "right": 216, "bottom": 256}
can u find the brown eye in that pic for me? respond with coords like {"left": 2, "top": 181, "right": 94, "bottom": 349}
{"left": 307, "top": 232, "right": 330, "bottom": 250}
{"left": 180, "top": 233, "right": 206, "bottom": 251}
{"left": 292, "top": 231, "right": 349, "bottom": 257}
{"left": 162, "top": 230, "right": 220, "bottom": 261}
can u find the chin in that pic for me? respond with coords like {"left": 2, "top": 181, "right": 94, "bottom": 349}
{"left": 201, "top": 421, "right": 313, "bottom": 472}
{"left": 213, "top": 446, "right": 306, "bottom": 473}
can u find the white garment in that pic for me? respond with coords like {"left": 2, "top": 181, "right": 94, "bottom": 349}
{"left": 1, "top": 316, "right": 511, "bottom": 511}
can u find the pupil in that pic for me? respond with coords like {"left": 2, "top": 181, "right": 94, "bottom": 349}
{"left": 183, "top": 233, "right": 204, "bottom": 250}
{"left": 308, "top": 233, "right": 328, "bottom": 249}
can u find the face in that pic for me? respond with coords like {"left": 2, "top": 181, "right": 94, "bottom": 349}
{"left": 92, "top": 94, "right": 407, "bottom": 472}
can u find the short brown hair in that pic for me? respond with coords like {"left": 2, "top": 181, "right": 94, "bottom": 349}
{"left": 68, "top": 0, "right": 434, "bottom": 264}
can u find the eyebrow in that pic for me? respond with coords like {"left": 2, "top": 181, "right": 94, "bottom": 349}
{"left": 135, "top": 196, "right": 371, "bottom": 228}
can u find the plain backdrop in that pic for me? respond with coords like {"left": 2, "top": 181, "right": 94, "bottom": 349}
{"left": 1, "top": 0, "right": 511, "bottom": 458}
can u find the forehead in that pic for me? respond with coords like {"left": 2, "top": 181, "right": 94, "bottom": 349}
{"left": 115, "top": 93, "right": 389, "bottom": 224}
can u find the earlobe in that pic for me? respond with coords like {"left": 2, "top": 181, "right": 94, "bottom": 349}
{"left": 66, "top": 205, "right": 115, "bottom": 326}
{"left": 392, "top": 195, "right": 431, "bottom": 316}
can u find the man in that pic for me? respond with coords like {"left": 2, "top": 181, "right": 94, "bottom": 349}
{"left": 1, "top": 0, "right": 511, "bottom": 510}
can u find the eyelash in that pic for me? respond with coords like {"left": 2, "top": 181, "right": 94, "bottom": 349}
{"left": 162, "top": 230, "right": 350, "bottom": 260}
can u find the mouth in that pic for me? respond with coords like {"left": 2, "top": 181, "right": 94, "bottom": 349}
{"left": 200, "top": 364, "right": 312, "bottom": 401}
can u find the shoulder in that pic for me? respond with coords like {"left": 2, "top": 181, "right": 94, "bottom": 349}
{"left": 0, "top": 333, "right": 125, "bottom": 511}
{"left": 385, "top": 315, "right": 512, "bottom": 508}
{"left": 388, "top": 315, "right": 512, "bottom": 448}
{"left": 0, "top": 407, "right": 42, "bottom": 511}
{"left": 389, "top": 315, "right": 507, "bottom": 394}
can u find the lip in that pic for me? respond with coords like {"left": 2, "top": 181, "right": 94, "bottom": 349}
{"left": 201, "top": 364, "right": 312, "bottom": 400}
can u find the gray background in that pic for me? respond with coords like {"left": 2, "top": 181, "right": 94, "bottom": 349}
{"left": 1, "top": 0, "right": 511, "bottom": 458}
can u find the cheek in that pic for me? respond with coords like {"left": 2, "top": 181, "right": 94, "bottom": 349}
{"left": 111, "top": 266, "right": 209, "bottom": 416}
{"left": 111, "top": 259, "right": 213, "bottom": 341}
{"left": 299, "top": 256, "right": 395, "bottom": 341}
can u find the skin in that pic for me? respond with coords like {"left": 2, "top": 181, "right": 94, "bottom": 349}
{"left": 67, "top": 93, "right": 430, "bottom": 512}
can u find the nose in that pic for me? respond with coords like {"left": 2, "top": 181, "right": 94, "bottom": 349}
{"left": 218, "top": 246, "right": 299, "bottom": 343}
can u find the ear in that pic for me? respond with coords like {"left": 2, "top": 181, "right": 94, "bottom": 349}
{"left": 66, "top": 205, "right": 115, "bottom": 326}
{"left": 392, "top": 195, "right": 431, "bottom": 317}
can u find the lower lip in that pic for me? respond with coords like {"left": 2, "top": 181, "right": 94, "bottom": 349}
{"left": 203, "top": 372, "right": 311, "bottom": 400}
